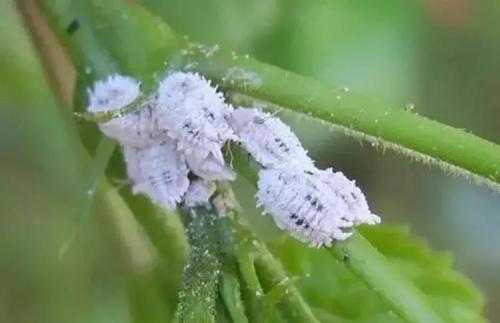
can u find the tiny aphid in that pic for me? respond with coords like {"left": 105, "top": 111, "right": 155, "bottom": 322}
{"left": 157, "top": 72, "right": 236, "bottom": 158}
{"left": 122, "top": 140, "right": 189, "bottom": 210}
{"left": 184, "top": 180, "right": 216, "bottom": 207}
{"left": 87, "top": 74, "right": 160, "bottom": 147}
{"left": 66, "top": 19, "right": 79, "bottom": 34}
{"left": 229, "top": 107, "right": 315, "bottom": 169}
{"left": 257, "top": 168, "right": 377, "bottom": 247}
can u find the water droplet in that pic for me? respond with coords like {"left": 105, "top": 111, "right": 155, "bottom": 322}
{"left": 405, "top": 103, "right": 415, "bottom": 111}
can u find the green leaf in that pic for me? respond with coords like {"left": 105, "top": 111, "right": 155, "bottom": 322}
{"left": 269, "top": 225, "right": 486, "bottom": 323}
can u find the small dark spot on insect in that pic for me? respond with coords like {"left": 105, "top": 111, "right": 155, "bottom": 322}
{"left": 66, "top": 19, "right": 80, "bottom": 35}
{"left": 253, "top": 116, "right": 265, "bottom": 124}
{"left": 304, "top": 224, "right": 310, "bottom": 229}
{"left": 290, "top": 213, "right": 298, "bottom": 219}
{"left": 304, "top": 170, "right": 313, "bottom": 175}
{"left": 295, "top": 219, "right": 304, "bottom": 226}
{"left": 305, "top": 194, "right": 312, "bottom": 201}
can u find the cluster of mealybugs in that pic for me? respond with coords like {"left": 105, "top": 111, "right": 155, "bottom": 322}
{"left": 87, "top": 72, "right": 380, "bottom": 247}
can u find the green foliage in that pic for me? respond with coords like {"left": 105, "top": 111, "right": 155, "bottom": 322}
{"left": 12, "top": 0, "right": 496, "bottom": 322}
{"left": 271, "top": 225, "right": 485, "bottom": 322}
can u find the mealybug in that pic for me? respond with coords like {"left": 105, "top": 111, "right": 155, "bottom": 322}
{"left": 122, "top": 140, "right": 189, "bottom": 210}
{"left": 229, "top": 107, "right": 314, "bottom": 169}
{"left": 257, "top": 168, "right": 378, "bottom": 247}
{"left": 157, "top": 72, "right": 236, "bottom": 159}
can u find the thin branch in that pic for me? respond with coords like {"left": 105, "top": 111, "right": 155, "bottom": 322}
{"left": 226, "top": 216, "right": 321, "bottom": 323}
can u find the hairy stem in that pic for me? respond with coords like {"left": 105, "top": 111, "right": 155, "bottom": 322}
{"left": 180, "top": 44, "right": 500, "bottom": 188}
{"left": 175, "top": 206, "right": 221, "bottom": 323}
{"left": 42, "top": 0, "right": 500, "bottom": 188}
{"left": 330, "top": 232, "right": 444, "bottom": 323}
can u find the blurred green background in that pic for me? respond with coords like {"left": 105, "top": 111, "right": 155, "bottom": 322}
{"left": 1, "top": 0, "right": 499, "bottom": 322}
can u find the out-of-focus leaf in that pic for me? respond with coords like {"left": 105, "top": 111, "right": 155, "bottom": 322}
{"left": 143, "top": 0, "right": 280, "bottom": 52}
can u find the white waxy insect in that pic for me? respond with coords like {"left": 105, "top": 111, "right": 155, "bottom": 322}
{"left": 157, "top": 72, "right": 236, "bottom": 158}
{"left": 184, "top": 180, "right": 217, "bottom": 207}
{"left": 87, "top": 74, "right": 161, "bottom": 147}
{"left": 185, "top": 151, "right": 236, "bottom": 181}
{"left": 229, "top": 107, "right": 315, "bottom": 169}
{"left": 257, "top": 168, "right": 378, "bottom": 247}
{"left": 122, "top": 140, "right": 190, "bottom": 210}
{"left": 316, "top": 169, "right": 380, "bottom": 226}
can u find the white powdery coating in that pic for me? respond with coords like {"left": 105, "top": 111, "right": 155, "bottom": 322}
{"left": 157, "top": 72, "right": 236, "bottom": 158}
{"left": 184, "top": 180, "right": 216, "bottom": 207}
{"left": 122, "top": 140, "right": 189, "bottom": 210}
{"left": 185, "top": 150, "right": 236, "bottom": 181}
{"left": 87, "top": 74, "right": 159, "bottom": 147}
{"left": 229, "top": 107, "right": 315, "bottom": 169}
{"left": 257, "top": 168, "right": 379, "bottom": 247}
{"left": 317, "top": 169, "right": 380, "bottom": 226}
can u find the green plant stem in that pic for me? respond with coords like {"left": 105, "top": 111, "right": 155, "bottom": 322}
{"left": 330, "top": 232, "right": 444, "bottom": 323}
{"left": 175, "top": 206, "right": 221, "bottom": 323}
{"left": 180, "top": 45, "right": 500, "bottom": 187}
{"left": 228, "top": 217, "right": 321, "bottom": 323}
{"left": 232, "top": 149, "right": 444, "bottom": 323}
{"left": 263, "top": 276, "right": 299, "bottom": 320}
{"left": 236, "top": 251, "right": 264, "bottom": 296}
{"left": 42, "top": 0, "right": 500, "bottom": 187}
{"left": 219, "top": 272, "right": 249, "bottom": 323}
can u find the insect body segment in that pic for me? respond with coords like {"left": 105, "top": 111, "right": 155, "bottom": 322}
{"left": 157, "top": 72, "right": 236, "bottom": 159}
{"left": 230, "top": 107, "right": 315, "bottom": 170}
{"left": 122, "top": 141, "right": 190, "bottom": 210}
{"left": 317, "top": 169, "right": 380, "bottom": 226}
{"left": 186, "top": 151, "right": 236, "bottom": 181}
{"left": 87, "top": 75, "right": 161, "bottom": 147}
{"left": 257, "top": 168, "right": 354, "bottom": 247}
{"left": 184, "top": 180, "right": 216, "bottom": 207}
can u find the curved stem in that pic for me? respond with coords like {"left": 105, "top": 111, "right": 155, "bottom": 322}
{"left": 330, "top": 232, "right": 444, "bottom": 323}
{"left": 231, "top": 146, "right": 444, "bottom": 323}
{"left": 219, "top": 272, "right": 249, "bottom": 323}
{"left": 42, "top": 0, "right": 500, "bottom": 189}
{"left": 226, "top": 216, "right": 321, "bottom": 323}
{"left": 180, "top": 44, "right": 500, "bottom": 188}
